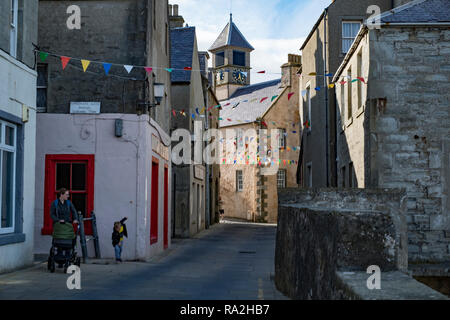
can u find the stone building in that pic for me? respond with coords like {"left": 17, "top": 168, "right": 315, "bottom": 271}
{"left": 217, "top": 55, "right": 301, "bottom": 223}
{"left": 169, "top": 12, "right": 207, "bottom": 237}
{"left": 298, "top": 0, "right": 395, "bottom": 188}
{"left": 34, "top": 0, "right": 173, "bottom": 261}
{"left": 0, "top": 0, "right": 38, "bottom": 273}
{"left": 332, "top": 0, "right": 450, "bottom": 263}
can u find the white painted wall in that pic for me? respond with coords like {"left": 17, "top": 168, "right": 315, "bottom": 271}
{"left": 34, "top": 114, "right": 171, "bottom": 260}
{"left": 0, "top": 49, "right": 37, "bottom": 273}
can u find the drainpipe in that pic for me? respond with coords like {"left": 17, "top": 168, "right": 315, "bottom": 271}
{"left": 205, "top": 83, "right": 210, "bottom": 229}
{"left": 323, "top": 8, "right": 330, "bottom": 187}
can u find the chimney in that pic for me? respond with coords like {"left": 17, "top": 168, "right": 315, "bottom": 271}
{"left": 281, "top": 54, "right": 301, "bottom": 88}
{"left": 169, "top": 4, "right": 185, "bottom": 28}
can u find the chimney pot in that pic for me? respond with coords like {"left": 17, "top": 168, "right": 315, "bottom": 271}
{"left": 169, "top": 4, "right": 173, "bottom": 16}
{"left": 173, "top": 4, "right": 179, "bottom": 16}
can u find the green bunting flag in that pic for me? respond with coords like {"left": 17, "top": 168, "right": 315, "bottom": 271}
{"left": 39, "top": 52, "right": 49, "bottom": 62}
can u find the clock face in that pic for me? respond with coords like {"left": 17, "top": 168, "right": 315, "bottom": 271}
{"left": 232, "top": 69, "right": 247, "bottom": 84}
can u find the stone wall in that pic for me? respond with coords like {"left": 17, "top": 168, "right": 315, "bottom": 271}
{"left": 368, "top": 26, "right": 450, "bottom": 263}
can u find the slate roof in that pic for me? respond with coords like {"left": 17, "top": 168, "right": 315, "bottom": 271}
{"left": 209, "top": 15, "right": 254, "bottom": 51}
{"left": 219, "top": 79, "right": 283, "bottom": 128}
{"left": 375, "top": 0, "right": 450, "bottom": 24}
{"left": 170, "top": 27, "right": 195, "bottom": 83}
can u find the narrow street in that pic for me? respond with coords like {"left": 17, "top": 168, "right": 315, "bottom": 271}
{"left": 0, "top": 221, "right": 288, "bottom": 300}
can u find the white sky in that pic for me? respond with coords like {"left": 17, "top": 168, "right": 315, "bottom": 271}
{"left": 172, "top": 0, "right": 332, "bottom": 84}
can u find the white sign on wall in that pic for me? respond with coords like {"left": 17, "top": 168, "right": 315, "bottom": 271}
{"left": 70, "top": 102, "right": 101, "bottom": 114}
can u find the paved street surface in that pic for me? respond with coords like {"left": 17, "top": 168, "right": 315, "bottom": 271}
{"left": 0, "top": 221, "right": 288, "bottom": 300}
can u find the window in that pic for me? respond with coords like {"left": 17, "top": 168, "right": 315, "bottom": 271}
{"left": 278, "top": 128, "right": 286, "bottom": 149}
{"left": 340, "top": 82, "right": 345, "bottom": 125}
{"left": 357, "top": 50, "right": 363, "bottom": 109}
{"left": 216, "top": 52, "right": 224, "bottom": 67}
{"left": 37, "top": 64, "right": 48, "bottom": 113}
{"left": 150, "top": 159, "right": 159, "bottom": 244}
{"left": 10, "top": 0, "right": 18, "bottom": 58}
{"left": 277, "top": 170, "right": 286, "bottom": 189}
{"left": 236, "top": 129, "right": 244, "bottom": 150}
{"left": 233, "top": 51, "right": 245, "bottom": 67}
{"left": 347, "top": 68, "right": 352, "bottom": 119}
{"left": 42, "top": 155, "right": 95, "bottom": 235}
{"left": 342, "top": 21, "right": 361, "bottom": 54}
{"left": 236, "top": 170, "right": 243, "bottom": 192}
{"left": 0, "top": 121, "right": 16, "bottom": 234}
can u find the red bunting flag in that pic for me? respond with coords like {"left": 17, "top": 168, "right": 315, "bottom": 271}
{"left": 340, "top": 80, "right": 347, "bottom": 85}
{"left": 357, "top": 77, "right": 366, "bottom": 84}
{"left": 145, "top": 67, "right": 153, "bottom": 74}
{"left": 260, "top": 97, "right": 268, "bottom": 103}
{"left": 172, "top": 110, "right": 176, "bottom": 117}
{"left": 257, "top": 71, "right": 266, "bottom": 74}
{"left": 184, "top": 67, "right": 192, "bottom": 70}
{"left": 61, "top": 56, "right": 71, "bottom": 70}
{"left": 288, "top": 92, "right": 295, "bottom": 100}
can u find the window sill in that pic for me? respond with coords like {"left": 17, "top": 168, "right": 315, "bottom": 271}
{"left": 0, "top": 233, "right": 26, "bottom": 246}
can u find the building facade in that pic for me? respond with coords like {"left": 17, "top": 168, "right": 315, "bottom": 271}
{"left": 34, "top": 0, "right": 172, "bottom": 261}
{"left": 298, "top": 0, "right": 394, "bottom": 188}
{"left": 333, "top": 0, "right": 450, "bottom": 262}
{"left": 0, "top": 0, "right": 38, "bottom": 273}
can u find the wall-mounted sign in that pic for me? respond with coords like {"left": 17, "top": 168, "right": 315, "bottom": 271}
{"left": 152, "top": 134, "right": 170, "bottom": 161}
{"left": 194, "top": 165, "right": 205, "bottom": 181}
{"left": 70, "top": 102, "right": 101, "bottom": 114}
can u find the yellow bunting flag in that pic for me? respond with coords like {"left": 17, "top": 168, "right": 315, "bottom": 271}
{"left": 328, "top": 83, "right": 335, "bottom": 89}
{"left": 308, "top": 72, "right": 317, "bottom": 76}
{"left": 81, "top": 60, "right": 91, "bottom": 72}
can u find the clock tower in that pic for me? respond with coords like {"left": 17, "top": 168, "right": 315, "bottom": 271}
{"left": 209, "top": 14, "right": 254, "bottom": 101}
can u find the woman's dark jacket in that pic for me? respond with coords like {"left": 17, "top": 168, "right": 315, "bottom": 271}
{"left": 112, "top": 217, "right": 128, "bottom": 247}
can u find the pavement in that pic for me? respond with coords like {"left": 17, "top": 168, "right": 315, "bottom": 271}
{"left": 0, "top": 220, "right": 289, "bottom": 300}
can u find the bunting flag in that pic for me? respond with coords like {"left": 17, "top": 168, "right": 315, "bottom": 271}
{"left": 260, "top": 97, "right": 268, "bottom": 103}
{"left": 165, "top": 68, "right": 173, "bottom": 73}
{"left": 288, "top": 92, "right": 295, "bottom": 100}
{"left": 172, "top": 110, "right": 176, "bottom": 117}
{"left": 103, "top": 63, "right": 112, "bottom": 75}
{"left": 315, "top": 87, "right": 321, "bottom": 91}
{"left": 301, "top": 90, "right": 307, "bottom": 97}
{"left": 308, "top": 72, "right": 317, "bottom": 76}
{"left": 357, "top": 77, "right": 366, "bottom": 84}
{"left": 81, "top": 60, "right": 91, "bottom": 72}
{"left": 61, "top": 56, "right": 71, "bottom": 70}
{"left": 325, "top": 73, "right": 333, "bottom": 77}
{"left": 257, "top": 71, "right": 266, "bottom": 74}
{"left": 328, "top": 83, "right": 335, "bottom": 89}
{"left": 271, "top": 95, "right": 278, "bottom": 102}
{"left": 124, "top": 65, "right": 134, "bottom": 73}
{"left": 351, "top": 79, "right": 358, "bottom": 83}
{"left": 196, "top": 108, "right": 199, "bottom": 115}
{"left": 340, "top": 80, "right": 347, "bottom": 85}
{"left": 184, "top": 67, "right": 192, "bottom": 70}
{"left": 200, "top": 107, "right": 205, "bottom": 114}
{"left": 145, "top": 67, "right": 153, "bottom": 75}
{"left": 39, "top": 52, "right": 49, "bottom": 62}
{"left": 192, "top": 114, "right": 195, "bottom": 120}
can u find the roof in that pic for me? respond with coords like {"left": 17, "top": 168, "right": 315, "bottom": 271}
{"left": 333, "top": 0, "right": 450, "bottom": 82}
{"left": 373, "top": 0, "right": 450, "bottom": 24}
{"left": 209, "top": 14, "right": 254, "bottom": 51}
{"left": 219, "top": 79, "right": 283, "bottom": 128}
{"left": 170, "top": 27, "right": 196, "bottom": 83}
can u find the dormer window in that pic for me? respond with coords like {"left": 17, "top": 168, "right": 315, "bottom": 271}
{"left": 233, "top": 51, "right": 245, "bottom": 67}
{"left": 216, "top": 52, "right": 224, "bottom": 66}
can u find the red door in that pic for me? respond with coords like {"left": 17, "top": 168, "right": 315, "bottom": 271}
{"left": 150, "top": 158, "right": 159, "bottom": 245}
{"left": 42, "top": 155, "right": 94, "bottom": 235}
{"left": 164, "top": 165, "right": 169, "bottom": 249}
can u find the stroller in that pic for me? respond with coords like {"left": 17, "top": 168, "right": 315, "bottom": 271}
{"left": 47, "top": 222, "right": 81, "bottom": 273}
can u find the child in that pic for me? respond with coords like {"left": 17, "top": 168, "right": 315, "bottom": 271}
{"left": 112, "top": 217, "right": 128, "bottom": 263}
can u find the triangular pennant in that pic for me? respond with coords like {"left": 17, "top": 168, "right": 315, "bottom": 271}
{"left": 315, "top": 87, "right": 321, "bottom": 91}
{"left": 357, "top": 77, "right": 366, "bottom": 84}
{"left": 308, "top": 72, "right": 317, "bottom": 76}
{"left": 165, "top": 68, "right": 173, "bottom": 73}
{"left": 81, "top": 60, "right": 91, "bottom": 72}
{"left": 325, "top": 73, "right": 333, "bottom": 77}
{"left": 257, "top": 71, "right": 266, "bottom": 74}
{"left": 145, "top": 67, "right": 153, "bottom": 75}
{"left": 288, "top": 92, "right": 295, "bottom": 100}
{"left": 184, "top": 67, "right": 192, "bottom": 70}
{"left": 260, "top": 97, "right": 268, "bottom": 103}
{"left": 103, "top": 63, "right": 112, "bottom": 75}
{"left": 39, "top": 52, "right": 49, "bottom": 62}
{"left": 301, "top": 90, "right": 307, "bottom": 97}
{"left": 351, "top": 79, "right": 358, "bottom": 83}
{"left": 271, "top": 95, "right": 278, "bottom": 102}
{"left": 61, "top": 56, "right": 71, "bottom": 70}
{"left": 328, "top": 83, "right": 335, "bottom": 89}
{"left": 124, "top": 65, "right": 134, "bottom": 73}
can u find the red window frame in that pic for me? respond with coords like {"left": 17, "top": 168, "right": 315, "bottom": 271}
{"left": 42, "top": 154, "right": 95, "bottom": 235}
{"left": 150, "top": 157, "right": 159, "bottom": 245}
